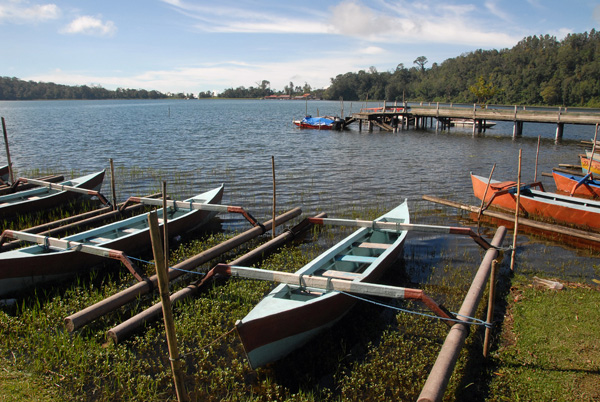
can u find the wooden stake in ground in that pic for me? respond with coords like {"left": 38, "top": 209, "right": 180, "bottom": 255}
{"left": 483, "top": 259, "right": 498, "bottom": 358}
{"left": 147, "top": 210, "right": 188, "bottom": 402}
{"left": 510, "top": 149, "right": 522, "bottom": 271}
{"left": 271, "top": 156, "right": 276, "bottom": 239}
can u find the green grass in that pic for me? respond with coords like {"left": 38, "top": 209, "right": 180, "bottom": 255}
{"left": 486, "top": 276, "right": 600, "bottom": 402}
{"left": 1, "top": 180, "right": 599, "bottom": 401}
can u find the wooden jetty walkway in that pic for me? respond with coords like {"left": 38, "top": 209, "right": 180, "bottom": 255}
{"left": 348, "top": 103, "right": 600, "bottom": 139}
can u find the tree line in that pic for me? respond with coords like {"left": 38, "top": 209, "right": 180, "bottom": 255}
{"left": 323, "top": 30, "right": 600, "bottom": 107}
{"left": 1, "top": 31, "right": 598, "bottom": 106}
{"left": 0, "top": 77, "right": 195, "bottom": 100}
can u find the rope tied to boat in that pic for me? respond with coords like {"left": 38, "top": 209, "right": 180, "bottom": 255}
{"left": 339, "top": 291, "right": 493, "bottom": 329}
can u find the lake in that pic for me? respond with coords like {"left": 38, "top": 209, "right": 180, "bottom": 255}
{"left": 0, "top": 99, "right": 598, "bottom": 281}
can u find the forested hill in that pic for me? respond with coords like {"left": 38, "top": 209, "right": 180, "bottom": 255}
{"left": 1, "top": 31, "right": 599, "bottom": 106}
{"left": 324, "top": 31, "right": 600, "bottom": 107}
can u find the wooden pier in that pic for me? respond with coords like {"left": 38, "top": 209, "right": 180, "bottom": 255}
{"left": 350, "top": 103, "right": 600, "bottom": 140}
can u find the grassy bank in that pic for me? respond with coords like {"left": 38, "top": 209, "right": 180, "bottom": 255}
{"left": 1, "top": 185, "right": 599, "bottom": 401}
{"left": 486, "top": 275, "right": 600, "bottom": 402}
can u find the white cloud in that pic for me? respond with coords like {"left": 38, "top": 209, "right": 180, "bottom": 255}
{"left": 61, "top": 15, "right": 117, "bottom": 37}
{"left": 484, "top": 1, "right": 513, "bottom": 23}
{"left": 0, "top": 1, "right": 60, "bottom": 23}
{"left": 328, "top": 1, "right": 392, "bottom": 37}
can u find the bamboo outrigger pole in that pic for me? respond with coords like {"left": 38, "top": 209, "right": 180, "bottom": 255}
{"left": 65, "top": 207, "right": 301, "bottom": 332}
{"left": 120, "top": 196, "right": 260, "bottom": 227}
{"left": 12, "top": 176, "right": 111, "bottom": 206}
{"left": 106, "top": 213, "right": 325, "bottom": 343}
{"left": 0, "top": 230, "right": 145, "bottom": 281}
{"left": 1, "top": 117, "right": 14, "bottom": 185}
{"left": 306, "top": 217, "right": 492, "bottom": 250}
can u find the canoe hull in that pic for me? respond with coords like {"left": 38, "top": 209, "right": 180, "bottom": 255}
{"left": 0, "top": 170, "right": 106, "bottom": 219}
{"left": 580, "top": 156, "right": 600, "bottom": 175}
{"left": 236, "top": 201, "right": 409, "bottom": 368}
{"left": 0, "top": 185, "right": 224, "bottom": 297}
{"left": 552, "top": 171, "right": 600, "bottom": 199}
{"left": 471, "top": 173, "right": 600, "bottom": 229}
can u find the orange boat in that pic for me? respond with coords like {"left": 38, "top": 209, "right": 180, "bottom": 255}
{"left": 471, "top": 173, "right": 600, "bottom": 230}
{"left": 552, "top": 170, "right": 600, "bottom": 199}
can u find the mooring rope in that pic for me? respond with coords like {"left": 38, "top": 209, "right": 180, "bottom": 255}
{"left": 339, "top": 290, "right": 492, "bottom": 329}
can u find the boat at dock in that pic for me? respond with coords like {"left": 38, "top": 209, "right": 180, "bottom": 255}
{"left": 552, "top": 170, "right": 600, "bottom": 199}
{"left": 471, "top": 173, "right": 600, "bottom": 230}
{"left": 0, "top": 170, "right": 106, "bottom": 219}
{"left": 0, "top": 185, "right": 223, "bottom": 297}
{"left": 293, "top": 115, "right": 344, "bottom": 130}
{"left": 234, "top": 201, "right": 410, "bottom": 368}
{"left": 450, "top": 118, "right": 496, "bottom": 128}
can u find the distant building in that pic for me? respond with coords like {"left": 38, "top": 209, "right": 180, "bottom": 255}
{"left": 264, "top": 93, "right": 315, "bottom": 100}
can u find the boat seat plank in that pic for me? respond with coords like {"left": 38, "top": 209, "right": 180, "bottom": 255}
{"left": 335, "top": 254, "right": 378, "bottom": 264}
{"left": 321, "top": 270, "right": 362, "bottom": 280}
{"left": 87, "top": 237, "right": 111, "bottom": 244}
{"left": 120, "top": 228, "right": 138, "bottom": 234}
{"left": 353, "top": 241, "right": 390, "bottom": 250}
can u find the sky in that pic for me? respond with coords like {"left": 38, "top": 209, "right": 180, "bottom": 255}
{"left": 1, "top": 0, "right": 599, "bottom": 95}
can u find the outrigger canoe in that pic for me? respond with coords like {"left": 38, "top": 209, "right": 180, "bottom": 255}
{"left": 0, "top": 185, "right": 223, "bottom": 297}
{"left": 580, "top": 155, "right": 600, "bottom": 175}
{"left": 0, "top": 170, "right": 106, "bottom": 219}
{"left": 471, "top": 173, "right": 600, "bottom": 230}
{"left": 552, "top": 170, "right": 600, "bottom": 199}
{"left": 234, "top": 201, "right": 410, "bottom": 368}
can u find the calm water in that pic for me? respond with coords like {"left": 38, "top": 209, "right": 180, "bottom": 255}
{"left": 1, "top": 99, "right": 598, "bottom": 281}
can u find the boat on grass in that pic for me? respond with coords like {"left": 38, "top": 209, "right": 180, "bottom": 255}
{"left": 293, "top": 116, "right": 343, "bottom": 130}
{"left": 0, "top": 185, "right": 223, "bottom": 297}
{"left": 234, "top": 201, "right": 410, "bottom": 368}
{"left": 0, "top": 170, "right": 106, "bottom": 219}
{"left": 552, "top": 170, "right": 600, "bottom": 199}
{"left": 471, "top": 173, "right": 600, "bottom": 230}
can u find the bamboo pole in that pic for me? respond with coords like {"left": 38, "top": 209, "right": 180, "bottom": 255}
{"left": 534, "top": 136, "right": 541, "bottom": 182}
{"left": 477, "top": 164, "right": 496, "bottom": 230}
{"left": 1, "top": 117, "right": 14, "bottom": 184}
{"left": 147, "top": 211, "right": 188, "bottom": 402}
{"left": 483, "top": 259, "right": 498, "bottom": 358}
{"left": 162, "top": 182, "right": 169, "bottom": 273}
{"left": 110, "top": 159, "right": 117, "bottom": 210}
{"left": 510, "top": 149, "right": 522, "bottom": 271}
{"left": 271, "top": 156, "right": 276, "bottom": 239}
{"left": 106, "top": 213, "right": 323, "bottom": 343}
{"left": 64, "top": 207, "right": 301, "bottom": 332}
{"left": 417, "top": 226, "right": 507, "bottom": 402}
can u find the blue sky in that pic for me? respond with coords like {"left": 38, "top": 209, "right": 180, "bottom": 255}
{"left": 1, "top": 0, "right": 598, "bottom": 94}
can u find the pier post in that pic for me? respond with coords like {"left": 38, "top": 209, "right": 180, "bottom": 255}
{"left": 555, "top": 123, "right": 564, "bottom": 140}
{"left": 513, "top": 121, "right": 523, "bottom": 137}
